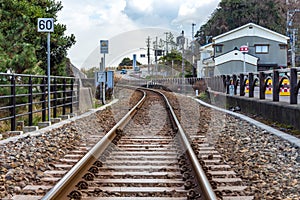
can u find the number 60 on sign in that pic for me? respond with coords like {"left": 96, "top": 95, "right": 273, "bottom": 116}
{"left": 37, "top": 18, "right": 54, "bottom": 32}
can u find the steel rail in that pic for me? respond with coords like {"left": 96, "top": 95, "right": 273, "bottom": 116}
{"left": 42, "top": 89, "right": 146, "bottom": 200}
{"left": 115, "top": 85, "right": 217, "bottom": 199}
{"left": 43, "top": 87, "right": 217, "bottom": 199}
{"left": 147, "top": 88, "right": 217, "bottom": 200}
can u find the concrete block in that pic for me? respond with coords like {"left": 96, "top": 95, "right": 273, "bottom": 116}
{"left": 38, "top": 121, "right": 51, "bottom": 129}
{"left": 60, "top": 115, "right": 70, "bottom": 120}
{"left": 7, "top": 131, "right": 24, "bottom": 136}
{"left": 23, "top": 126, "right": 38, "bottom": 133}
{"left": 51, "top": 118, "right": 62, "bottom": 124}
{"left": 68, "top": 113, "right": 77, "bottom": 118}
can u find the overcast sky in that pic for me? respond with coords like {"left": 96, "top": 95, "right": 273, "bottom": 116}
{"left": 56, "top": 0, "right": 221, "bottom": 69}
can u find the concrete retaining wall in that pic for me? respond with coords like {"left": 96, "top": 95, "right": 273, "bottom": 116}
{"left": 209, "top": 91, "right": 300, "bottom": 130}
{"left": 79, "top": 87, "right": 94, "bottom": 113}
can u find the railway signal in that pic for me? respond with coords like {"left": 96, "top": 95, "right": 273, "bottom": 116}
{"left": 239, "top": 45, "right": 249, "bottom": 53}
{"left": 240, "top": 45, "right": 248, "bottom": 73}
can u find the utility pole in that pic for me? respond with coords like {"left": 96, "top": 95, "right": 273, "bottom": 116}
{"left": 146, "top": 36, "right": 151, "bottom": 74}
{"left": 286, "top": 0, "right": 300, "bottom": 68}
{"left": 192, "top": 23, "right": 196, "bottom": 77}
{"left": 171, "top": 60, "right": 174, "bottom": 77}
{"left": 181, "top": 30, "right": 185, "bottom": 79}
{"left": 164, "top": 32, "right": 168, "bottom": 54}
{"left": 155, "top": 36, "right": 158, "bottom": 76}
{"left": 292, "top": 28, "right": 297, "bottom": 68}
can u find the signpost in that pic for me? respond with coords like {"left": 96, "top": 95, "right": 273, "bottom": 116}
{"left": 97, "top": 72, "right": 106, "bottom": 83}
{"left": 100, "top": 40, "right": 109, "bottom": 54}
{"left": 100, "top": 40, "right": 109, "bottom": 104}
{"left": 38, "top": 18, "right": 54, "bottom": 122}
{"left": 133, "top": 54, "right": 137, "bottom": 71}
{"left": 240, "top": 45, "right": 249, "bottom": 73}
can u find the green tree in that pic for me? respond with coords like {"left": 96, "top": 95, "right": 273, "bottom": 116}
{"left": 159, "top": 50, "right": 193, "bottom": 77}
{"left": 119, "top": 57, "right": 142, "bottom": 67}
{"left": 81, "top": 67, "right": 98, "bottom": 78}
{"left": 159, "top": 50, "right": 182, "bottom": 65}
{"left": 166, "top": 32, "right": 177, "bottom": 51}
{"left": 195, "top": 0, "right": 286, "bottom": 45}
{"left": 119, "top": 57, "right": 132, "bottom": 66}
{"left": 0, "top": 0, "right": 75, "bottom": 76}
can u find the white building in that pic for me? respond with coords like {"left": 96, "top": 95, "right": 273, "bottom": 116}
{"left": 197, "top": 23, "right": 289, "bottom": 77}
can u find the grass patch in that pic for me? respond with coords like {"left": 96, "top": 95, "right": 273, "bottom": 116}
{"left": 196, "top": 91, "right": 211, "bottom": 103}
{"left": 257, "top": 117, "right": 300, "bottom": 137}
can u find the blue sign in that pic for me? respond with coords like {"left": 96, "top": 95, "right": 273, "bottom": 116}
{"left": 107, "top": 71, "right": 114, "bottom": 89}
{"left": 133, "top": 54, "right": 137, "bottom": 70}
{"left": 100, "top": 40, "right": 109, "bottom": 54}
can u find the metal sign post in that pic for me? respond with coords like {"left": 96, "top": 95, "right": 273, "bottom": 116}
{"left": 240, "top": 45, "right": 249, "bottom": 73}
{"left": 47, "top": 32, "right": 51, "bottom": 121}
{"left": 97, "top": 71, "right": 106, "bottom": 105}
{"left": 100, "top": 40, "right": 109, "bottom": 105}
{"left": 38, "top": 18, "right": 54, "bottom": 122}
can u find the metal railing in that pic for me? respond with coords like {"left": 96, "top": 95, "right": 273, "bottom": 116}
{"left": 119, "top": 68, "right": 300, "bottom": 105}
{"left": 210, "top": 67, "right": 300, "bottom": 104}
{"left": 0, "top": 73, "right": 79, "bottom": 132}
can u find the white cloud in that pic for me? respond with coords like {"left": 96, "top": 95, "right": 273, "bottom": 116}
{"left": 172, "top": 0, "right": 220, "bottom": 28}
{"left": 57, "top": 0, "right": 137, "bottom": 67}
{"left": 56, "top": 0, "right": 221, "bottom": 68}
{"left": 125, "top": 0, "right": 154, "bottom": 14}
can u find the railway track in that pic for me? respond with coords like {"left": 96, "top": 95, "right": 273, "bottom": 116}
{"left": 161, "top": 91, "right": 255, "bottom": 200}
{"left": 10, "top": 87, "right": 259, "bottom": 200}
{"left": 6, "top": 86, "right": 299, "bottom": 200}
{"left": 12, "top": 88, "right": 216, "bottom": 200}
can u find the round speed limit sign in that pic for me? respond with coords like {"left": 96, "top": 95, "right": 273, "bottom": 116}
{"left": 37, "top": 18, "right": 54, "bottom": 32}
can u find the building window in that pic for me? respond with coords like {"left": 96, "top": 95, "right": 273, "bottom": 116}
{"left": 215, "top": 45, "right": 223, "bottom": 53}
{"left": 279, "top": 44, "right": 287, "bottom": 50}
{"left": 255, "top": 45, "right": 269, "bottom": 53}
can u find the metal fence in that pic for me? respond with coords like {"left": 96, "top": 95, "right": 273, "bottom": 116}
{"left": 206, "top": 67, "right": 300, "bottom": 104}
{"left": 0, "top": 73, "right": 79, "bottom": 132}
{"left": 120, "top": 68, "right": 300, "bottom": 105}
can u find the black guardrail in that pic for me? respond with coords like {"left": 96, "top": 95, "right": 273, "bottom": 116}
{"left": 121, "top": 68, "right": 300, "bottom": 105}
{"left": 0, "top": 73, "right": 79, "bottom": 132}
{"left": 211, "top": 67, "right": 300, "bottom": 104}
